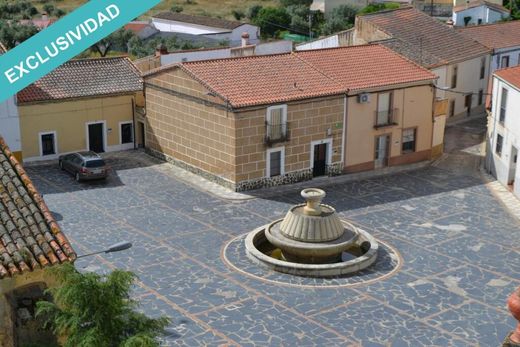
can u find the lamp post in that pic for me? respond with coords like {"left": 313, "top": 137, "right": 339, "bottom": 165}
{"left": 76, "top": 241, "right": 133, "bottom": 259}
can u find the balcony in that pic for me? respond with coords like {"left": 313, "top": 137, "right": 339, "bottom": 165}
{"left": 434, "top": 98, "right": 448, "bottom": 117}
{"left": 374, "top": 109, "right": 399, "bottom": 129}
{"left": 265, "top": 122, "right": 289, "bottom": 146}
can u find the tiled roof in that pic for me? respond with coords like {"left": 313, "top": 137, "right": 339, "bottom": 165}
{"left": 0, "top": 137, "right": 76, "bottom": 279}
{"left": 453, "top": 0, "right": 509, "bottom": 13}
{"left": 144, "top": 44, "right": 436, "bottom": 108}
{"left": 152, "top": 12, "right": 245, "bottom": 30}
{"left": 125, "top": 21, "right": 150, "bottom": 33}
{"left": 18, "top": 57, "right": 143, "bottom": 104}
{"left": 0, "top": 42, "right": 6, "bottom": 55}
{"left": 457, "top": 20, "right": 520, "bottom": 50}
{"left": 296, "top": 45, "right": 437, "bottom": 92}
{"left": 359, "top": 7, "right": 490, "bottom": 67}
{"left": 495, "top": 65, "right": 520, "bottom": 91}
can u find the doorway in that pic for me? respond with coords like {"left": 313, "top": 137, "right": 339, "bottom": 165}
{"left": 88, "top": 123, "right": 105, "bottom": 153}
{"left": 509, "top": 146, "right": 518, "bottom": 187}
{"left": 465, "top": 94, "right": 472, "bottom": 117}
{"left": 137, "top": 121, "right": 146, "bottom": 148}
{"left": 375, "top": 135, "right": 390, "bottom": 169}
{"left": 313, "top": 143, "right": 327, "bottom": 177}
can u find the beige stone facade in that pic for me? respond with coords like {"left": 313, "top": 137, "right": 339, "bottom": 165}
{"left": 144, "top": 67, "right": 438, "bottom": 191}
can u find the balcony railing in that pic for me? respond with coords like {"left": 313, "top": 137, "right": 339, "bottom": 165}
{"left": 265, "top": 122, "right": 289, "bottom": 146}
{"left": 434, "top": 98, "right": 448, "bottom": 117}
{"left": 374, "top": 109, "right": 398, "bottom": 128}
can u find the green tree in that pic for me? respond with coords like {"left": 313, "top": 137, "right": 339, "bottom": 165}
{"left": 503, "top": 0, "right": 520, "bottom": 19}
{"left": 91, "top": 28, "right": 135, "bottom": 57}
{"left": 321, "top": 5, "right": 357, "bottom": 35}
{"left": 253, "top": 7, "right": 291, "bottom": 38}
{"left": 0, "top": 20, "right": 39, "bottom": 48}
{"left": 280, "top": 0, "right": 313, "bottom": 7}
{"left": 247, "top": 4, "right": 263, "bottom": 20}
{"left": 358, "top": 2, "right": 400, "bottom": 14}
{"left": 36, "top": 263, "right": 170, "bottom": 347}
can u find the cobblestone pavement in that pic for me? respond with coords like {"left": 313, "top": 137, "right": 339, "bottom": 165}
{"left": 25, "top": 144, "right": 520, "bottom": 346}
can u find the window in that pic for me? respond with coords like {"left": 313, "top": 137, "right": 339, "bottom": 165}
{"left": 500, "top": 88, "right": 508, "bottom": 123}
{"left": 478, "top": 89, "right": 483, "bottom": 106}
{"left": 465, "top": 94, "right": 472, "bottom": 108}
{"left": 402, "top": 128, "right": 416, "bottom": 154}
{"left": 480, "top": 57, "right": 486, "bottom": 79}
{"left": 449, "top": 99, "right": 455, "bottom": 117}
{"left": 121, "top": 123, "right": 133, "bottom": 144}
{"left": 376, "top": 92, "right": 394, "bottom": 126}
{"left": 478, "top": 18, "right": 483, "bottom": 25}
{"left": 40, "top": 132, "right": 56, "bottom": 156}
{"left": 266, "top": 147, "right": 285, "bottom": 177}
{"left": 496, "top": 134, "right": 503, "bottom": 156}
{"left": 266, "top": 105, "right": 287, "bottom": 143}
{"left": 501, "top": 55, "right": 510, "bottom": 68}
{"left": 451, "top": 65, "right": 458, "bottom": 88}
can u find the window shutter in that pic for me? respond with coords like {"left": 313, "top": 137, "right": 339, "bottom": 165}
{"left": 269, "top": 108, "right": 283, "bottom": 139}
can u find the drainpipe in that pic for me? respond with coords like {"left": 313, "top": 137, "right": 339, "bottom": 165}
{"left": 341, "top": 91, "right": 349, "bottom": 169}
{"left": 131, "top": 98, "right": 137, "bottom": 150}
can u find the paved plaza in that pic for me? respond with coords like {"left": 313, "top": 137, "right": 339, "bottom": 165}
{"left": 25, "top": 130, "right": 520, "bottom": 345}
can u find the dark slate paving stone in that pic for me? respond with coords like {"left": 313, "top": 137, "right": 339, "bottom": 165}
{"left": 168, "top": 330, "right": 231, "bottom": 347}
{"left": 357, "top": 189, "right": 417, "bottom": 208}
{"left": 358, "top": 272, "right": 466, "bottom": 319}
{"left": 430, "top": 265, "right": 518, "bottom": 311}
{"left": 154, "top": 189, "right": 224, "bottom": 215}
{"left": 140, "top": 258, "right": 251, "bottom": 315}
{"left": 232, "top": 198, "right": 294, "bottom": 220}
{"left": 110, "top": 204, "right": 208, "bottom": 239}
{"left": 346, "top": 209, "right": 424, "bottom": 238}
{"left": 314, "top": 298, "right": 467, "bottom": 347}
{"left": 115, "top": 167, "right": 177, "bottom": 190}
{"left": 333, "top": 179, "right": 392, "bottom": 198}
{"left": 431, "top": 212, "right": 520, "bottom": 247}
{"left": 69, "top": 185, "right": 154, "bottom": 211}
{"left": 433, "top": 235, "right": 520, "bottom": 278}
{"left": 426, "top": 302, "right": 516, "bottom": 346}
{"left": 196, "top": 297, "right": 351, "bottom": 347}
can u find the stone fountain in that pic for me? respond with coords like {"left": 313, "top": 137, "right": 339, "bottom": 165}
{"left": 245, "top": 188, "right": 378, "bottom": 277}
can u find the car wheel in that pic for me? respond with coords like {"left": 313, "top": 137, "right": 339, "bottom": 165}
{"left": 75, "top": 172, "right": 81, "bottom": 182}
{"left": 59, "top": 161, "right": 64, "bottom": 170}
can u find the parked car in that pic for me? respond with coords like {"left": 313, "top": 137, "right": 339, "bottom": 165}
{"left": 58, "top": 151, "right": 108, "bottom": 182}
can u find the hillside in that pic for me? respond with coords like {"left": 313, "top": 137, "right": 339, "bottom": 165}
{"left": 33, "top": 0, "right": 280, "bottom": 21}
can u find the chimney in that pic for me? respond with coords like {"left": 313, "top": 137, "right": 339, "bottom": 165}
{"left": 241, "top": 32, "right": 250, "bottom": 47}
{"left": 155, "top": 43, "right": 168, "bottom": 57}
{"left": 41, "top": 12, "right": 48, "bottom": 21}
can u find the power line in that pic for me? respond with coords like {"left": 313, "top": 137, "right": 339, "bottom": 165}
{"left": 433, "top": 84, "right": 491, "bottom": 96}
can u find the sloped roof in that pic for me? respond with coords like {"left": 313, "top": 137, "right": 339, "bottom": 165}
{"left": 152, "top": 12, "right": 246, "bottom": 30}
{"left": 359, "top": 7, "right": 490, "bottom": 67}
{"left": 124, "top": 21, "right": 151, "bottom": 33}
{"left": 296, "top": 45, "right": 437, "bottom": 91}
{"left": 495, "top": 65, "right": 520, "bottom": 91}
{"left": 18, "top": 57, "right": 143, "bottom": 104}
{"left": 453, "top": 0, "right": 509, "bottom": 13}
{"left": 0, "top": 137, "right": 76, "bottom": 279}
{"left": 144, "top": 44, "right": 436, "bottom": 108}
{"left": 457, "top": 20, "right": 520, "bottom": 50}
{"left": 0, "top": 42, "right": 6, "bottom": 55}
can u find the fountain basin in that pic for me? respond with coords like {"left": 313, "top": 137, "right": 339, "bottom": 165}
{"left": 245, "top": 223, "right": 378, "bottom": 277}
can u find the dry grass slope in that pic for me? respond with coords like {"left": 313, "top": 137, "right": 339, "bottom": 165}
{"left": 36, "top": 0, "right": 280, "bottom": 21}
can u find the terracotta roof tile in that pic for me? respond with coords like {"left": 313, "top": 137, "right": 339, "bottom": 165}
{"left": 0, "top": 42, "right": 6, "bottom": 55}
{"left": 359, "top": 7, "right": 490, "bottom": 67}
{"left": 153, "top": 12, "right": 245, "bottom": 30}
{"left": 0, "top": 137, "right": 76, "bottom": 279}
{"left": 147, "top": 45, "right": 435, "bottom": 108}
{"left": 457, "top": 20, "right": 520, "bottom": 49}
{"left": 18, "top": 57, "right": 143, "bottom": 104}
{"left": 296, "top": 45, "right": 437, "bottom": 92}
{"left": 125, "top": 21, "right": 150, "bottom": 33}
{"left": 495, "top": 65, "right": 520, "bottom": 90}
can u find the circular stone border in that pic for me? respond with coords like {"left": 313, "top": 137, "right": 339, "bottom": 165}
{"left": 221, "top": 230, "right": 403, "bottom": 288}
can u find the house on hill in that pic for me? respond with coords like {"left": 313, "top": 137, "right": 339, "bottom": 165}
{"left": 0, "top": 137, "right": 76, "bottom": 347}
{"left": 151, "top": 12, "right": 260, "bottom": 46}
{"left": 452, "top": 0, "right": 510, "bottom": 26}
{"left": 15, "top": 57, "right": 144, "bottom": 162}
{"left": 143, "top": 45, "right": 441, "bottom": 191}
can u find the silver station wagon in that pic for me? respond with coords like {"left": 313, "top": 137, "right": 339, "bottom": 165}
{"left": 58, "top": 151, "right": 108, "bottom": 182}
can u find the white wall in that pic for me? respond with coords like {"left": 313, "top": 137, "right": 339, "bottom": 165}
{"left": 255, "top": 40, "right": 293, "bottom": 55}
{"left": 491, "top": 46, "right": 520, "bottom": 74}
{"left": 152, "top": 18, "right": 227, "bottom": 35}
{"left": 453, "top": 6, "right": 508, "bottom": 26}
{"left": 486, "top": 76, "right": 520, "bottom": 197}
{"left": 0, "top": 96, "right": 21, "bottom": 152}
{"left": 296, "top": 35, "right": 339, "bottom": 51}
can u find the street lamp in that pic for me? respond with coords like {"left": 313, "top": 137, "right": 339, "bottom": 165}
{"left": 76, "top": 241, "right": 133, "bottom": 259}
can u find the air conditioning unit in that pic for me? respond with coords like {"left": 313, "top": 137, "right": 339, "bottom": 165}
{"left": 358, "top": 93, "right": 370, "bottom": 104}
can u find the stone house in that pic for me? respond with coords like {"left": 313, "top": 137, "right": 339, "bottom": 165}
{"left": 0, "top": 136, "right": 76, "bottom": 347}
{"left": 14, "top": 57, "right": 144, "bottom": 163}
{"left": 457, "top": 20, "right": 520, "bottom": 75}
{"left": 143, "top": 45, "right": 439, "bottom": 191}
{"left": 353, "top": 7, "right": 491, "bottom": 121}
{"left": 486, "top": 66, "right": 520, "bottom": 197}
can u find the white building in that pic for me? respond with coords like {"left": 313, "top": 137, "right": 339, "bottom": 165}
{"left": 151, "top": 12, "right": 259, "bottom": 46}
{"left": 452, "top": 0, "right": 509, "bottom": 26}
{"left": 0, "top": 43, "right": 22, "bottom": 159}
{"left": 458, "top": 20, "right": 520, "bottom": 75}
{"left": 486, "top": 66, "right": 520, "bottom": 197}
